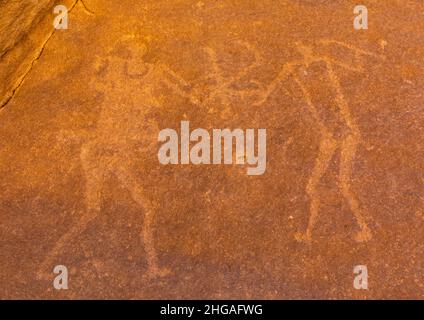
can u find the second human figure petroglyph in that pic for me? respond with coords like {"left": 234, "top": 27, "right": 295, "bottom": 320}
{"left": 255, "top": 40, "right": 385, "bottom": 243}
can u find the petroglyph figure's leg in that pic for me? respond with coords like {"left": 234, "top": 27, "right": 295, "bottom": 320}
{"left": 38, "top": 143, "right": 104, "bottom": 279}
{"left": 115, "top": 166, "right": 170, "bottom": 278}
{"left": 325, "top": 63, "right": 371, "bottom": 242}
{"left": 295, "top": 134, "right": 337, "bottom": 243}
{"left": 293, "top": 74, "right": 337, "bottom": 243}
{"left": 339, "top": 132, "right": 372, "bottom": 242}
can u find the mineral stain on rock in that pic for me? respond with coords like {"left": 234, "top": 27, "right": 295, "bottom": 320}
{"left": 0, "top": 0, "right": 423, "bottom": 299}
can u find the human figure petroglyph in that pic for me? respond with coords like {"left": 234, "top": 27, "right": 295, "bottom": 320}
{"left": 38, "top": 39, "right": 269, "bottom": 280}
{"left": 255, "top": 40, "right": 385, "bottom": 243}
{"left": 37, "top": 40, "right": 198, "bottom": 280}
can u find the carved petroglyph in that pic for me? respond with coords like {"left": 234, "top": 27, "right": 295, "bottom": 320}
{"left": 37, "top": 41, "right": 195, "bottom": 280}
{"left": 416, "top": 178, "right": 424, "bottom": 220}
{"left": 38, "top": 39, "right": 383, "bottom": 278}
{"left": 255, "top": 40, "right": 385, "bottom": 243}
{"left": 201, "top": 40, "right": 265, "bottom": 109}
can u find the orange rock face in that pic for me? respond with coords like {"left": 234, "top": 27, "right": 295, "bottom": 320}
{"left": 0, "top": 0, "right": 423, "bottom": 299}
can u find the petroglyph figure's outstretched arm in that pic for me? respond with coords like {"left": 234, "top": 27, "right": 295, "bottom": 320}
{"left": 320, "top": 39, "right": 386, "bottom": 60}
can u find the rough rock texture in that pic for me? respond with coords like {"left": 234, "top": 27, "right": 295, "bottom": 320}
{"left": 0, "top": 0, "right": 423, "bottom": 299}
{"left": 0, "top": 0, "right": 75, "bottom": 108}
{"left": 0, "top": 0, "right": 53, "bottom": 55}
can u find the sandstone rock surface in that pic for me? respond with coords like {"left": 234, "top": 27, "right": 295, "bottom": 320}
{"left": 0, "top": 0, "right": 75, "bottom": 107}
{"left": 0, "top": 0, "right": 423, "bottom": 299}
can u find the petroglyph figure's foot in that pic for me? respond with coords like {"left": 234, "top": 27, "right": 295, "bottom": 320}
{"left": 294, "top": 232, "right": 312, "bottom": 243}
{"left": 354, "top": 227, "right": 372, "bottom": 243}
